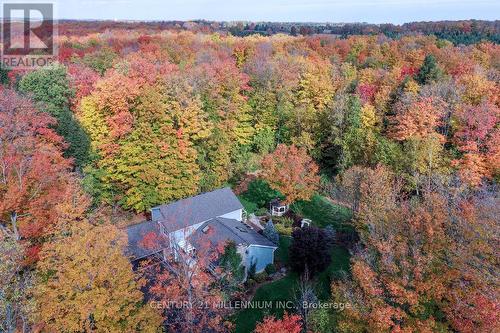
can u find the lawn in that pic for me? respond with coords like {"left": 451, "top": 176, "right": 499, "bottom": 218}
{"left": 291, "top": 194, "right": 353, "bottom": 230}
{"left": 275, "top": 236, "right": 291, "bottom": 266}
{"left": 233, "top": 238, "right": 350, "bottom": 333}
{"left": 233, "top": 272, "right": 300, "bottom": 333}
{"left": 316, "top": 246, "right": 351, "bottom": 300}
{"left": 234, "top": 188, "right": 353, "bottom": 332}
{"left": 238, "top": 195, "right": 258, "bottom": 214}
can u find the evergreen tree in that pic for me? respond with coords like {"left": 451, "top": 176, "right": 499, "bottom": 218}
{"left": 416, "top": 54, "right": 443, "bottom": 85}
{"left": 263, "top": 220, "right": 280, "bottom": 245}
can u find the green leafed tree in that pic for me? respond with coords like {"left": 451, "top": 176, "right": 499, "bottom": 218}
{"left": 218, "top": 241, "right": 245, "bottom": 293}
{"left": 18, "top": 64, "right": 91, "bottom": 167}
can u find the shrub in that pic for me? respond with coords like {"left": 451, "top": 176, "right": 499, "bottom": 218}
{"left": 255, "top": 207, "right": 269, "bottom": 216}
{"left": 276, "top": 217, "right": 294, "bottom": 227}
{"left": 289, "top": 226, "right": 332, "bottom": 277}
{"left": 254, "top": 271, "right": 269, "bottom": 283}
{"left": 274, "top": 217, "right": 294, "bottom": 235}
{"left": 283, "top": 210, "right": 303, "bottom": 227}
{"left": 265, "top": 264, "right": 277, "bottom": 275}
{"left": 246, "top": 279, "right": 257, "bottom": 289}
{"left": 263, "top": 220, "right": 280, "bottom": 245}
{"left": 275, "top": 223, "right": 293, "bottom": 236}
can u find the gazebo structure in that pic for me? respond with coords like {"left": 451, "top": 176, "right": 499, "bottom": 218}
{"left": 269, "top": 198, "right": 289, "bottom": 217}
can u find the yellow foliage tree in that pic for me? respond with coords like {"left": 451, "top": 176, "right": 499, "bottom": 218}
{"left": 35, "top": 190, "right": 162, "bottom": 332}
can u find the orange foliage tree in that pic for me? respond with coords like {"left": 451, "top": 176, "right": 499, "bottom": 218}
{"left": 254, "top": 313, "right": 303, "bottom": 333}
{"left": 261, "top": 144, "right": 320, "bottom": 204}
{"left": 389, "top": 96, "right": 445, "bottom": 142}
{"left": 453, "top": 103, "right": 499, "bottom": 186}
{"left": 146, "top": 233, "right": 231, "bottom": 333}
{"left": 332, "top": 165, "right": 499, "bottom": 333}
{"left": 0, "top": 89, "right": 71, "bottom": 243}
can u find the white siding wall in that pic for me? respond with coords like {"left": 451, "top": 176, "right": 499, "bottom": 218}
{"left": 219, "top": 208, "right": 243, "bottom": 221}
{"left": 168, "top": 221, "right": 205, "bottom": 248}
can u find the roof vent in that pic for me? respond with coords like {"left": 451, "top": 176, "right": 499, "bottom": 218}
{"left": 202, "top": 225, "right": 210, "bottom": 233}
{"left": 235, "top": 226, "right": 249, "bottom": 233}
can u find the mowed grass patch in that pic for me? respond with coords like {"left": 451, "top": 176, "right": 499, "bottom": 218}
{"left": 291, "top": 194, "right": 353, "bottom": 230}
{"left": 233, "top": 273, "right": 299, "bottom": 333}
{"left": 233, "top": 241, "right": 351, "bottom": 332}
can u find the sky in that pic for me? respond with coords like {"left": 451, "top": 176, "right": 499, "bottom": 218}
{"left": 9, "top": 0, "right": 500, "bottom": 23}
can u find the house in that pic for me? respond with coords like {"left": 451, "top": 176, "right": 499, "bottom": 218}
{"left": 126, "top": 187, "right": 277, "bottom": 274}
{"left": 269, "top": 198, "right": 289, "bottom": 217}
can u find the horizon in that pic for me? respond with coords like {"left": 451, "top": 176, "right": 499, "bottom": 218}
{"left": 2, "top": 18, "right": 498, "bottom": 25}
{"left": 1, "top": 0, "right": 499, "bottom": 24}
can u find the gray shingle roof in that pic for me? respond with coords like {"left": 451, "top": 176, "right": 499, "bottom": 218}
{"left": 125, "top": 221, "right": 166, "bottom": 260}
{"left": 152, "top": 187, "right": 243, "bottom": 233}
{"left": 190, "top": 217, "right": 277, "bottom": 250}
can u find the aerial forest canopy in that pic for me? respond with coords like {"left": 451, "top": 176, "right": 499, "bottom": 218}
{"left": 46, "top": 31, "right": 499, "bottom": 211}
{"left": 0, "top": 24, "right": 498, "bottom": 333}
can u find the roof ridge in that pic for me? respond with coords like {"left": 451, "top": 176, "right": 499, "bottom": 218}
{"left": 215, "top": 217, "right": 249, "bottom": 245}
{"left": 151, "top": 186, "right": 232, "bottom": 210}
{"left": 125, "top": 220, "right": 155, "bottom": 230}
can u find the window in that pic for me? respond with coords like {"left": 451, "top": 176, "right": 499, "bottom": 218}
{"left": 151, "top": 208, "right": 161, "bottom": 221}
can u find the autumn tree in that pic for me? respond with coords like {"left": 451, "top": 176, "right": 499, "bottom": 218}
{"left": 0, "top": 237, "right": 34, "bottom": 332}
{"left": 332, "top": 166, "right": 500, "bottom": 332}
{"left": 389, "top": 95, "right": 445, "bottom": 142}
{"left": 339, "top": 96, "right": 379, "bottom": 169}
{"left": 254, "top": 313, "right": 302, "bottom": 333}
{"left": 147, "top": 232, "right": 230, "bottom": 333}
{"left": 453, "top": 102, "right": 499, "bottom": 186}
{"left": 332, "top": 167, "right": 449, "bottom": 332}
{"left": 35, "top": 189, "right": 161, "bottom": 332}
{"left": 261, "top": 144, "right": 320, "bottom": 204}
{"left": 79, "top": 62, "right": 207, "bottom": 211}
{"left": 190, "top": 55, "right": 254, "bottom": 190}
{"left": 289, "top": 59, "right": 335, "bottom": 153}
{"left": 248, "top": 87, "right": 279, "bottom": 154}
{"left": 443, "top": 185, "right": 499, "bottom": 333}
{"left": 79, "top": 46, "right": 118, "bottom": 75}
{"left": 67, "top": 63, "right": 100, "bottom": 108}
{"left": 0, "top": 89, "right": 71, "bottom": 243}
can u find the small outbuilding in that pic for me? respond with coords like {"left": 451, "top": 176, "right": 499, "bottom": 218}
{"left": 269, "top": 198, "right": 289, "bottom": 217}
